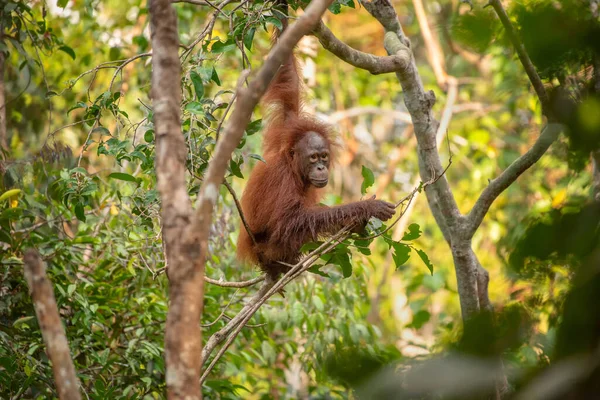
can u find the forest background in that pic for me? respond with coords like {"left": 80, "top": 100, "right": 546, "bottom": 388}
{"left": 1, "top": 0, "right": 599, "bottom": 399}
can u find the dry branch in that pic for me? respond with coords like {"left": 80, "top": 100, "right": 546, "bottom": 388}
{"left": 23, "top": 249, "right": 82, "bottom": 400}
{"left": 313, "top": 21, "right": 410, "bottom": 75}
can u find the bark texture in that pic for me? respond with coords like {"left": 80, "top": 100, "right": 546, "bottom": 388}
{"left": 149, "top": 1, "right": 200, "bottom": 399}
{"left": 23, "top": 250, "right": 82, "bottom": 400}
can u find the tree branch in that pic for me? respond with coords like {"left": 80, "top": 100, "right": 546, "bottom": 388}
{"left": 223, "top": 179, "right": 256, "bottom": 246}
{"left": 488, "top": 0, "right": 551, "bottom": 116}
{"left": 313, "top": 21, "right": 410, "bottom": 75}
{"left": 465, "top": 123, "right": 562, "bottom": 237}
{"left": 361, "top": 0, "right": 462, "bottom": 236}
{"left": 205, "top": 274, "right": 265, "bottom": 288}
{"left": 23, "top": 249, "right": 82, "bottom": 400}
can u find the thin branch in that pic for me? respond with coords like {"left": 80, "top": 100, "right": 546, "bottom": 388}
{"left": 222, "top": 179, "right": 257, "bottom": 246}
{"left": 189, "top": 169, "right": 257, "bottom": 247}
{"left": 488, "top": 0, "right": 551, "bottom": 116}
{"left": 109, "top": 52, "right": 152, "bottom": 91}
{"left": 23, "top": 249, "right": 82, "bottom": 400}
{"left": 205, "top": 274, "right": 265, "bottom": 288}
{"left": 171, "top": 0, "right": 209, "bottom": 5}
{"left": 465, "top": 123, "right": 562, "bottom": 237}
{"left": 313, "top": 21, "right": 410, "bottom": 75}
{"left": 412, "top": 0, "right": 447, "bottom": 87}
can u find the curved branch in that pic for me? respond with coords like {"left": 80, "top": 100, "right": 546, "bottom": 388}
{"left": 465, "top": 123, "right": 562, "bottom": 237}
{"left": 313, "top": 21, "right": 410, "bottom": 74}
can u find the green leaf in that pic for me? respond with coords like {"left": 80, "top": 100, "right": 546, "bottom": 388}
{"left": 328, "top": 2, "right": 341, "bottom": 14}
{"left": 67, "top": 284, "right": 76, "bottom": 295}
{"left": 185, "top": 101, "right": 204, "bottom": 115}
{"left": 265, "top": 17, "right": 283, "bottom": 30}
{"left": 211, "top": 40, "right": 236, "bottom": 54}
{"left": 261, "top": 341, "right": 276, "bottom": 364}
{"left": 291, "top": 302, "right": 304, "bottom": 325}
{"left": 246, "top": 119, "right": 262, "bottom": 135}
{"left": 249, "top": 154, "right": 266, "bottom": 163}
{"left": 58, "top": 45, "right": 76, "bottom": 60}
{"left": 92, "top": 126, "right": 111, "bottom": 136}
{"left": 108, "top": 172, "right": 138, "bottom": 183}
{"left": 243, "top": 27, "right": 256, "bottom": 51}
{"left": 211, "top": 67, "right": 221, "bottom": 85}
{"left": 313, "top": 295, "right": 324, "bottom": 312}
{"left": 402, "top": 223, "right": 422, "bottom": 241}
{"left": 353, "top": 238, "right": 372, "bottom": 255}
{"left": 410, "top": 310, "right": 431, "bottom": 329}
{"left": 391, "top": 242, "right": 410, "bottom": 269}
{"left": 361, "top": 165, "right": 375, "bottom": 195}
{"left": 229, "top": 159, "right": 244, "bottom": 179}
{"left": 144, "top": 129, "right": 154, "bottom": 143}
{"left": 75, "top": 203, "right": 86, "bottom": 222}
{"left": 0, "top": 189, "right": 21, "bottom": 202}
{"left": 416, "top": 249, "right": 434, "bottom": 275}
{"left": 67, "top": 101, "right": 87, "bottom": 115}
{"left": 335, "top": 252, "right": 352, "bottom": 278}
{"left": 190, "top": 70, "right": 204, "bottom": 100}
{"left": 13, "top": 316, "right": 35, "bottom": 329}
{"left": 57, "top": 0, "right": 68, "bottom": 8}
{"left": 307, "top": 264, "right": 330, "bottom": 278}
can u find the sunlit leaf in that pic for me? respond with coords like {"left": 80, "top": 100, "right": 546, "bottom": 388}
{"left": 402, "top": 223, "right": 422, "bottom": 241}
{"left": 361, "top": 165, "right": 375, "bottom": 195}
{"left": 416, "top": 248, "right": 434, "bottom": 275}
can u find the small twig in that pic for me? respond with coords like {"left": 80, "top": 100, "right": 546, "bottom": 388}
{"left": 223, "top": 180, "right": 257, "bottom": 246}
{"left": 201, "top": 289, "right": 241, "bottom": 327}
{"left": 222, "top": 314, "right": 266, "bottom": 328}
{"left": 215, "top": 92, "right": 236, "bottom": 140}
{"left": 189, "top": 169, "right": 257, "bottom": 247}
{"left": 109, "top": 52, "right": 152, "bottom": 91}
